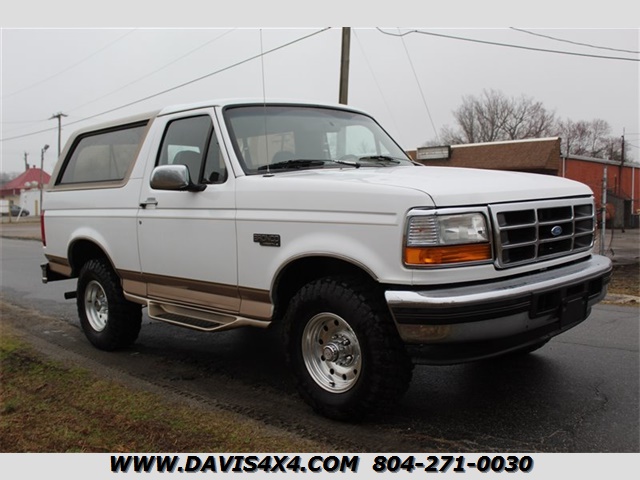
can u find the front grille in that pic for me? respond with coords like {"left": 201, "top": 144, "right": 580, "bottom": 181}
{"left": 490, "top": 198, "right": 595, "bottom": 268}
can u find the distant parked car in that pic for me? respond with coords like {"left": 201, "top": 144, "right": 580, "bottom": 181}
{"left": 10, "top": 205, "right": 29, "bottom": 217}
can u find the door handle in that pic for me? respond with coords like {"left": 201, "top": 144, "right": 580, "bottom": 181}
{"left": 139, "top": 197, "right": 158, "bottom": 208}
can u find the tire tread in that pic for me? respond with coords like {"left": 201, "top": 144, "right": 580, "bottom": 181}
{"left": 77, "top": 258, "right": 142, "bottom": 351}
{"left": 283, "top": 275, "right": 413, "bottom": 421}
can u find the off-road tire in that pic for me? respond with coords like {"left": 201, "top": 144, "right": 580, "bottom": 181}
{"left": 77, "top": 258, "right": 142, "bottom": 351}
{"left": 283, "top": 276, "right": 413, "bottom": 421}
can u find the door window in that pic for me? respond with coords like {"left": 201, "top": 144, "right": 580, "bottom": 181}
{"left": 157, "top": 116, "right": 227, "bottom": 184}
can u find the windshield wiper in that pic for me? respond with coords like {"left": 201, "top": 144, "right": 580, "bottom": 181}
{"left": 325, "top": 159, "right": 361, "bottom": 168}
{"left": 257, "top": 159, "right": 325, "bottom": 171}
{"left": 357, "top": 155, "right": 402, "bottom": 165}
{"left": 258, "top": 159, "right": 361, "bottom": 172}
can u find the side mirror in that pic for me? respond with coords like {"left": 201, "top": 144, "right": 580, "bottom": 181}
{"left": 150, "top": 165, "right": 205, "bottom": 192}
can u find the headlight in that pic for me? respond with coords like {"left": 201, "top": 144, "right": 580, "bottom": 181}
{"left": 404, "top": 212, "right": 492, "bottom": 266}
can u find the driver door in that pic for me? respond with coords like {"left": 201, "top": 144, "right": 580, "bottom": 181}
{"left": 136, "top": 109, "right": 239, "bottom": 313}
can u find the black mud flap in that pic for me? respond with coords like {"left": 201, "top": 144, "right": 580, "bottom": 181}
{"left": 41, "top": 262, "right": 71, "bottom": 284}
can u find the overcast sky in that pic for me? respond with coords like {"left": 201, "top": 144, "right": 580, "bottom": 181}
{"left": 1, "top": 22, "right": 638, "bottom": 173}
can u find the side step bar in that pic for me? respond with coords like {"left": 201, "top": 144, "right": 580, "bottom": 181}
{"left": 147, "top": 301, "right": 270, "bottom": 333}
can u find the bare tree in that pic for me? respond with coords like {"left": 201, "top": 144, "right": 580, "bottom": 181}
{"left": 556, "top": 118, "right": 621, "bottom": 159}
{"left": 426, "top": 90, "right": 626, "bottom": 161}
{"left": 0, "top": 171, "right": 20, "bottom": 187}
{"left": 436, "top": 89, "right": 556, "bottom": 145}
{"left": 504, "top": 96, "right": 556, "bottom": 139}
{"left": 438, "top": 125, "right": 466, "bottom": 145}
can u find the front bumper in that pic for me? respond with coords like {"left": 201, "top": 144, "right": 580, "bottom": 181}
{"left": 385, "top": 255, "right": 612, "bottom": 363}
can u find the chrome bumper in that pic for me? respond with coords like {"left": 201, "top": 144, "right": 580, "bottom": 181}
{"left": 385, "top": 255, "right": 612, "bottom": 355}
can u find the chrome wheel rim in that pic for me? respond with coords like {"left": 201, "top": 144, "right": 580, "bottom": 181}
{"left": 84, "top": 280, "right": 108, "bottom": 332}
{"left": 302, "top": 313, "right": 362, "bottom": 393}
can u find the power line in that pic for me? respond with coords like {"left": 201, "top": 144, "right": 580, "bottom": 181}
{"left": 0, "top": 119, "right": 48, "bottom": 124}
{"left": 0, "top": 125, "right": 58, "bottom": 141}
{"left": 352, "top": 29, "right": 403, "bottom": 145}
{"left": 510, "top": 28, "right": 640, "bottom": 55}
{"left": 0, "top": 28, "right": 332, "bottom": 143}
{"left": 396, "top": 28, "right": 440, "bottom": 143}
{"left": 66, "top": 29, "right": 236, "bottom": 114}
{"left": 375, "top": 28, "right": 639, "bottom": 62}
{"left": 1, "top": 30, "right": 235, "bottom": 136}
{"left": 63, "top": 28, "right": 332, "bottom": 126}
{"left": 1, "top": 29, "right": 138, "bottom": 100}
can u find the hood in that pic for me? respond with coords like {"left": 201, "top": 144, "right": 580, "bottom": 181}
{"left": 274, "top": 165, "right": 593, "bottom": 207}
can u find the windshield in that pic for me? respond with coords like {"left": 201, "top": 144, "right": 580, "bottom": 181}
{"left": 223, "top": 105, "right": 413, "bottom": 174}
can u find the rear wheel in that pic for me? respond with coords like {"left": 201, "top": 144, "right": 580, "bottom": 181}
{"left": 283, "top": 276, "right": 413, "bottom": 421}
{"left": 77, "top": 258, "right": 142, "bottom": 351}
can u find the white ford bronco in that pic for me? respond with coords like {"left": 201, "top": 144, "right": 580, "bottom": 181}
{"left": 42, "top": 99, "right": 612, "bottom": 420}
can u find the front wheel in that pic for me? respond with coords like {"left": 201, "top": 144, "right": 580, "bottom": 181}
{"left": 283, "top": 276, "right": 413, "bottom": 421}
{"left": 77, "top": 258, "right": 142, "bottom": 351}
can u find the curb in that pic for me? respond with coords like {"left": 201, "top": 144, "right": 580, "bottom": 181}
{"left": 1, "top": 234, "right": 42, "bottom": 242}
{"left": 602, "top": 294, "right": 640, "bottom": 306}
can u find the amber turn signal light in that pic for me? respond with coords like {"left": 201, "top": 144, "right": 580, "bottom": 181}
{"left": 404, "top": 244, "right": 492, "bottom": 265}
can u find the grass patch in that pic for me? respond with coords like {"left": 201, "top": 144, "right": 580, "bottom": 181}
{"left": 0, "top": 326, "right": 326, "bottom": 453}
{"left": 609, "top": 263, "right": 639, "bottom": 297}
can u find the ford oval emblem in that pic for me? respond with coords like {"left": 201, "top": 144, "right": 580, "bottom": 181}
{"left": 551, "top": 225, "right": 563, "bottom": 237}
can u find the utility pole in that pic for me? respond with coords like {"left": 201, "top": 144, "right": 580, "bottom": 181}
{"left": 339, "top": 27, "right": 351, "bottom": 105}
{"left": 23, "top": 152, "right": 29, "bottom": 171}
{"left": 49, "top": 112, "right": 68, "bottom": 157}
{"left": 600, "top": 167, "right": 607, "bottom": 255}
{"left": 619, "top": 130, "right": 626, "bottom": 230}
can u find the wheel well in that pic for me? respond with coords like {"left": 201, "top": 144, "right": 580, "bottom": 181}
{"left": 272, "top": 256, "right": 376, "bottom": 320}
{"left": 68, "top": 239, "right": 112, "bottom": 277}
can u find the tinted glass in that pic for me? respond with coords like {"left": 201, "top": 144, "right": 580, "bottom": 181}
{"left": 59, "top": 123, "right": 147, "bottom": 184}
{"left": 224, "top": 105, "right": 411, "bottom": 174}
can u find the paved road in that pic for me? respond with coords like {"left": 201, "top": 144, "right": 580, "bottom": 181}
{"left": 1, "top": 238, "right": 638, "bottom": 452}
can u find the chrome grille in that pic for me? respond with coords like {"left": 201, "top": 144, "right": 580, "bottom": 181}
{"left": 490, "top": 198, "right": 595, "bottom": 268}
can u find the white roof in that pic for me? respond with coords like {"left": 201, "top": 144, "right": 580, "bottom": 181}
{"left": 158, "top": 98, "right": 367, "bottom": 116}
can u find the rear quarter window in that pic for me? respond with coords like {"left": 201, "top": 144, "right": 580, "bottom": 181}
{"left": 57, "top": 122, "right": 148, "bottom": 185}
